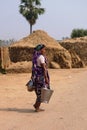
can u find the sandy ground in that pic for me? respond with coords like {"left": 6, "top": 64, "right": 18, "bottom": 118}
{"left": 0, "top": 68, "right": 87, "bottom": 130}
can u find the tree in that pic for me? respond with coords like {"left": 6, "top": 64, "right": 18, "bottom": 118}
{"left": 19, "top": 0, "right": 45, "bottom": 34}
{"left": 71, "top": 28, "right": 87, "bottom": 38}
{"left": 84, "top": 29, "right": 87, "bottom": 36}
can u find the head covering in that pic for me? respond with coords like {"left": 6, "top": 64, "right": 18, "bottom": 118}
{"left": 34, "top": 44, "right": 45, "bottom": 51}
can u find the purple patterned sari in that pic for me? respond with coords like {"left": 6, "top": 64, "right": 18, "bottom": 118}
{"left": 32, "top": 49, "right": 50, "bottom": 103}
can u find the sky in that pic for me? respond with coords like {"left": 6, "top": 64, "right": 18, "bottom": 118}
{"left": 0, "top": 0, "right": 87, "bottom": 40}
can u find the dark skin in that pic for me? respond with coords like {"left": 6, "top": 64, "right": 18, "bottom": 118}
{"left": 41, "top": 63, "right": 49, "bottom": 84}
{"left": 40, "top": 47, "right": 49, "bottom": 84}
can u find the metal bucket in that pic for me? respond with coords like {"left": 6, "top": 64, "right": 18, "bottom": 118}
{"left": 41, "top": 88, "right": 54, "bottom": 103}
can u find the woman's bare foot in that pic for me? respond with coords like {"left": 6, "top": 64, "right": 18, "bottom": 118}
{"left": 35, "top": 108, "right": 45, "bottom": 112}
{"left": 33, "top": 104, "right": 45, "bottom": 112}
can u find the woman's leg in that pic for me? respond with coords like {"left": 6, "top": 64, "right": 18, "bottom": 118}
{"left": 33, "top": 101, "right": 41, "bottom": 112}
{"left": 34, "top": 85, "right": 42, "bottom": 111}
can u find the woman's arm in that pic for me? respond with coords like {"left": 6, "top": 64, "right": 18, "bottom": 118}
{"left": 41, "top": 63, "right": 49, "bottom": 84}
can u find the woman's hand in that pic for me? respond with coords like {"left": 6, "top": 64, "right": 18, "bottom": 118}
{"left": 45, "top": 77, "right": 49, "bottom": 84}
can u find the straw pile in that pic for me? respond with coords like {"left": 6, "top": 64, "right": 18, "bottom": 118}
{"left": 11, "top": 30, "right": 63, "bottom": 49}
{"left": 6, "top": 30, "right": 72, "bottom": 72}
{"left": 60, "top": 36, "right": 87, "bottom": 66}
{"left": 1, "top": 30, "right": 86, "bottom": 73}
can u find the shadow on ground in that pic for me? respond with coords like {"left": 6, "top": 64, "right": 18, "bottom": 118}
{"left": 0, "top": 107, "right": 36, "bottom": 113}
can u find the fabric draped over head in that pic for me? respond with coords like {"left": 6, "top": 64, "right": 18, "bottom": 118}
{"left": 34, "top": 44, "right": 45, "bottom": 51}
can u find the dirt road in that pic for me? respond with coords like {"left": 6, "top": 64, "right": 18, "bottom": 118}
{"left": 0, "top": 68, "right": 87, "bottom": 130}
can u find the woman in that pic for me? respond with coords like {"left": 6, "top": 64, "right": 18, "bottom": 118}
{"left": 32, "top": 44, "right": 50, "bottom": 112}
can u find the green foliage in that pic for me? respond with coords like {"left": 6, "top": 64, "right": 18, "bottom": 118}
{"left": 83, "top": 29, "right": 87, "bottom": 36}
{"left": 19, "top": 0, "right": 45, "bottom": 34}
{"left": 71, "top": 29, "right": 87, "bottom": 38}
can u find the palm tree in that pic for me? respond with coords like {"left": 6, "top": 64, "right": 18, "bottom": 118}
{"left": 19, "top": 0, "right": 45, "bottom": 34}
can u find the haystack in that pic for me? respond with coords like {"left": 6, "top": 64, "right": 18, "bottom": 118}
{"left": 11, "top": 30, "right": 63, "bottom": 49}
{"left": 60, "top": 36, "right": 87, "bottom": 66}
{"left": 1, "top": 30, "right": 73, "bottom": 73}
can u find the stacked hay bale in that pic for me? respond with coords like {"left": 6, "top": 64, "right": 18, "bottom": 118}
{"left": 7, "top": 30, "right": 72, "bottom": 72}
{"left": 1, "top": 30, "right": 87, "bottom": 73}
{"left": 60, "top": 37, "right": 87, "bottom": 67}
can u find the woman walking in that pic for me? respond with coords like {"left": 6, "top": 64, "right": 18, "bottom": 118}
{"left": 31, "top": 44, "right": 50, "bottom": 112}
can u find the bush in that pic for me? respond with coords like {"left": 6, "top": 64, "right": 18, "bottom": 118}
{"left": 71, "top": 29, "right": 87, "bottom": 38}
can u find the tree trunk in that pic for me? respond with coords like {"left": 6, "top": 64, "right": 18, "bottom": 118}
{"left": 30, "top": 24, "right": 32, "bottom": 34}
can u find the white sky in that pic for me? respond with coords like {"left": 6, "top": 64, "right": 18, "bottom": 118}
{"left": 0, "top": 0, "right": 87, "bottom": 40}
